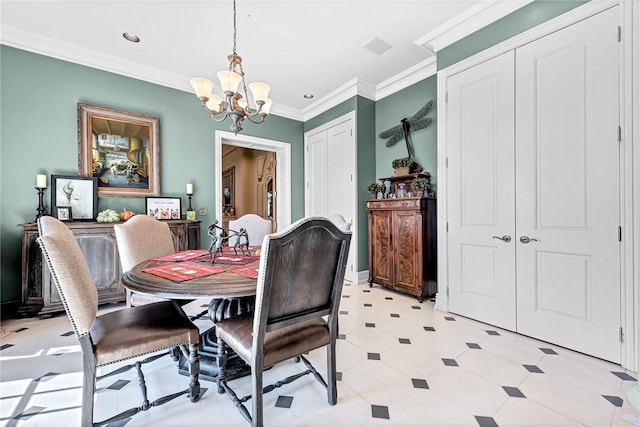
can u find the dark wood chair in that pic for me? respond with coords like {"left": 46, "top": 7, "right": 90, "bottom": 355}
{"left": 37, "top": 216, "right": 201, "bottom": 426}
{"left": 215, "top": 216, "right": 352, "bottom": 427}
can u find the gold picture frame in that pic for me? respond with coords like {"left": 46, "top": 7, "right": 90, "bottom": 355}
{"left": 77, "top": 103, "right": 160, "bottom": 198}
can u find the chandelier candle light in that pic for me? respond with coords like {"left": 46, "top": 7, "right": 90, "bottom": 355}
{"left": 190, "top": 0, "right": 272, "bottom": 134}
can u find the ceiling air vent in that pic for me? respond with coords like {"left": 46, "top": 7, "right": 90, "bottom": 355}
{"left": 363, "top": 36, "right": 393, "bottom": 55}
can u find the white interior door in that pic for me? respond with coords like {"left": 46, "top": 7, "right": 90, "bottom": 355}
{"left": 304, "top": 113, "right": 357, "bottom": 283}
{"left": 515, "top": 6, "right": 621, "bottom": 362}
{"left": 446, "top": 51, "right": 517, "bottom": 331}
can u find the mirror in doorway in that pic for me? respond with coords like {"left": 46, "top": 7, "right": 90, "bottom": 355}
{"left": 222, "top": 166, "right": 235, "bottom": 216}
{"left": 266, "top": 178, "right": 273, "bottom": 219}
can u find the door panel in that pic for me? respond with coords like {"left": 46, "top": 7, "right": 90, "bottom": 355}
{"left": 394, "top": 211, "right": 420, "bottom": 293}
{"left": 515, "top": 6, "right": 620, "bottom": 362}
{"left": 446, "top": 50, "right": 517, "bottom": 331}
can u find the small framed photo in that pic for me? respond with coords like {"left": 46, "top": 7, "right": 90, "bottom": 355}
{"left": 51, "top": 175, "right": 98, "bottom": 221}
{"left": 145, "top": 197, "right": 181, "bottom": 220}
{"left": 53, "top": 206, "right": 73, "bottom": 221}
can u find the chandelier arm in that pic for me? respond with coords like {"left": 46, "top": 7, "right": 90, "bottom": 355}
{"left": 244, "top": 114, "right": 267, "bottom": 125}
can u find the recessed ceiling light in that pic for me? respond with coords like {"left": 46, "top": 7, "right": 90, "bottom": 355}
{"left": 122, "top": 32, "right": 140, "bottom": 43}
{"left": 303, "top": 94, "right": 314, "bottom": 99}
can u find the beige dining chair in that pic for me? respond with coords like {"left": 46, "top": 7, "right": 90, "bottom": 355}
{"left": 328, "top": 213, "right": 351, "bottom": 231}
{"left": 37, "top": 216, "right": 200, "bottom": 426}
{"left": 114, "top": 214, "right": 176, "bottom": 307}
{"left": 228, "top": 213, "right": 272, "bottom": 247}
{"left": 215, "top": 216, "right": 352, "bottom": 427}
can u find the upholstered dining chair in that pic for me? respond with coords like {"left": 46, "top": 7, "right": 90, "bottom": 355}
{"left": 228, "top": 213, "right": 272, "bottom": 247}
{"left": 37, "top": 216, "right": 200, "bottom": 426}
{"left": 114, "top": 214, "right": 177, "bottom": 307}
{"left": 328, "top": 213, "right": 351, "bottom": 231}
{"left": 215, "top": 216, "right": 352, "bottom": 427}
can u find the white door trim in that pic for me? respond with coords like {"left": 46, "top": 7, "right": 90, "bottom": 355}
{"left": 437, "top": 0, "right": 637, "bottom": 370}
{"left": 214, "top": 131, "right": 292, "bottom": 232}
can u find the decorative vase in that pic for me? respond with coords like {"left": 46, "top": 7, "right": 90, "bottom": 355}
{"left": 394, "top": 166, "right": 410, "bottom": 176}
{"left": 370, "top": 191, "right": 378, "bottom": 199}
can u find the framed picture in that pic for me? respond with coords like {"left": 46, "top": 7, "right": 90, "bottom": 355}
{"left": 222, "top": 166, "right": 235, "bottom": 217}
{"left": 77, "top": 103, "right": 160, "bottom": 198}
{"left": 53, "top": 206, "right": 73, "bottom": 221}
{"left": 145, "top": 197, "right": 182, "bottom": 220}
{"left": 51, "top": 175, "right": 98, "bottom": 221}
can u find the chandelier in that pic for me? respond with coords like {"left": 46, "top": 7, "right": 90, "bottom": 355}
{"left": 190, "top": 0, "right": 272, "bottom": 134}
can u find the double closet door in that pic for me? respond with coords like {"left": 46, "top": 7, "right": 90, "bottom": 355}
{"left": 445, "top": 6, "right": 621, "bottom": 362}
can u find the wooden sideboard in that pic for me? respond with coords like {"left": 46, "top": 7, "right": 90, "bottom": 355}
{"left": 17, "top": 219, "right": 201, "bottom": 317}
{"left": 366, "top": 197, "right": 437, "bottom": 302}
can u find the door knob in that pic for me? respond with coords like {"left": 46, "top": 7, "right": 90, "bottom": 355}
{"left": 520, "top": 236, "right": 539, "bottom": 244}
{"left": 492, "top": 235, "right": 512, "bottom": 243}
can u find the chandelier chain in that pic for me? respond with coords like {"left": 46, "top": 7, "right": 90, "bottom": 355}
{"left": 232, "top": 0, "right": 237, "bottom": 55}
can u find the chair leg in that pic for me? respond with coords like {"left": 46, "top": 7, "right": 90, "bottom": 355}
{"left": 252, "top": 359, "right": 264, "bottom": 427}
{"left": 187, "top": 342, "right": 201, "bottom": 402}
{"left": 326, "top": 339, "right": 337, "bottom": 405}
{"left": 216, "top": 337, "right": 227, "bottom": 394}
{"left": 80, "top": 340, "right": 96, "bottom": 427}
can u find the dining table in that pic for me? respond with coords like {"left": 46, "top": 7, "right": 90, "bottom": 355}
{"left": 121, "top": 247, "right": 261, "bottom": 382}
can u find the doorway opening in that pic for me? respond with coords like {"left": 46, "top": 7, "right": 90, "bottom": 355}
{"left": 214, "top": 131, "right": 291, "bottom": 233}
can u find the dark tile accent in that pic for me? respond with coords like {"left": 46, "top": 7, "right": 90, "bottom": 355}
{"left": 342, "top": 295, "right": 350, "bottom": 298}
{"left": 344, "top": 283, "right": 351, "bottom": 286}
{"left": 35, "top": 372, "right": 59, "bottom": 382}
{"left": 108, "top": 379, "right": 130, "bottom": 390}
{"left": 466, "top": 343, "right": 482, "bottom": 349}
{"left": 475, "top": 415, "right": 499, "bottom": 427}
{"left": 12, "top": 327, "right": 28, "bottom": 333}
{"left": 502, "top": 386, "right": 525, "bottom": 398}
{"left": 275, "top": 395, "right": 293, "bottom": 408}
{"left": 0, "top": 344, "right": 14, "bottom": 351}
{"left": 486, "top": 330, "right": 500, "bottom": 336}
{"left": 611, "top": 371, "right": 637, "bottom": 381}
{"left": 411, "top": 306, "right": 421, "bottom": 310}
{"left": 363, "top": 289, "right": 371, "bottom": 293}
{"left": 442, "top": 358, "right": 458, "bottom": 367}
{"left": 61, "top": 331, "right": 74, "bottom": 337}
{"left": 523, "top": 365, "right": 544, "bottom": 374}
{"left": 371, "top": 405, "right": 389, "bottom": 420}
{"left": 365, "top": 322, "right": 375, "bottom": 328}
{"left": 200, "top": 304, "right": 208, "bottom": 307}
{"left": 602, "top": 395, "right": 623, "bottom": 407}
{"left": 423, "top": 326, "right": 436, "bottom": 332}
{"left": 399, "top": 338, "right": 411, "bottom": 344}
{"left": 364, "top": 303, "right": 373, "bottom": 307}
{"left": 338, "top": 334, "right": 346, "bottom": 340}
{"left": 539, "top": 347, "right": 558, "bottom": 355}
{"left": 339, "top": 310, "right": 348, "bottom": 315}
{"left": 14, "top": 406, "right": 45, "bottom": 420}
{"left": 336, "top": 372, "right": 342, "bottom": 381}
{"left": 411, "top": 378, "right": 429, "bottom": 389}
{"left": 385, "top": 297, "right": 393, "bottom": 300}
{"left": 368, "top": 353, "right": 381, "bottom": 361}
{"left": 390, "top": 313, "right": 400, "bottom": 318}
{"left": 444, "top": 316, "right": 456, "bottom": 321}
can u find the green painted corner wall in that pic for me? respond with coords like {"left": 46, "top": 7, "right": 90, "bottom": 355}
{"left": 0, "top": 45, "right": 303, "bottom": 303}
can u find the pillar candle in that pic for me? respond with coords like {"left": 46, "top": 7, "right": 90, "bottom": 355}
{"left": 186, "top": 183, "right": 194, "bottom": 194}
{"left": 36, "top": 174, "right": 47, "bottom": 188}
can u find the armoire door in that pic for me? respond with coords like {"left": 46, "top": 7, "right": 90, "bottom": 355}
{"left": 446, "top": 50, "right": 517, "bottom": 331}
{"left": 515, "top": 6, "right": 621, "bottom": 362}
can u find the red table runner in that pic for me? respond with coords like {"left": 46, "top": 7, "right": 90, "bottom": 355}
{"left": 230, "top": 265, "right": 261, "bottom": 279}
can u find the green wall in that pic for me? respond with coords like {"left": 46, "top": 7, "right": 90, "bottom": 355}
{"left": 0, "top": 45, "right": 303, "bottom": 303}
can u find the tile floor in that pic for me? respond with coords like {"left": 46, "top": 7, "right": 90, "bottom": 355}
{"left": 1, "top": 283, "right": 638, "bottom": 426}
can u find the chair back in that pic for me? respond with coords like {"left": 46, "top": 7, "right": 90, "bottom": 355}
{"left": 114, "top": 214, "right": 176, "bottom": 272}
{"left": 253, "top": 217, "right": 351, "bottom": 337}
{"left": 37, "top": 216, "right": 98, "bottom": 336}
{"left": 229, "top": 213, "right": 272, "bottom": 246}
{"left": 328, "top": 213, "right": 351, "bottom": 231}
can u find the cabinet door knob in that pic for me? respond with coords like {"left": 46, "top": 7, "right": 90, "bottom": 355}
{"left": 492, "top": 235, "right": 511, "bottom": 243}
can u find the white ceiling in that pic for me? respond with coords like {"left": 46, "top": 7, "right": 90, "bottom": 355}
{"left": 0, "top": 0, "right": 531, "bottom": 120}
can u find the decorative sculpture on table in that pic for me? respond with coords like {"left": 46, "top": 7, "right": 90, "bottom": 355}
{"left": 207, "top": 220, "right": 251, "bottom": 263}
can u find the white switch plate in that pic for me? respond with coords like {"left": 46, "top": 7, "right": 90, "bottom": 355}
{"left": 198, "top": 207, "right": 208, "bottom": 215}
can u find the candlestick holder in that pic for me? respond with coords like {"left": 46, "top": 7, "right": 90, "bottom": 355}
{"left": 35, "top": 187, "right": 47, "bottom": 220}
{"left": 186, "top": 193, "right": 196, "bottom": 220}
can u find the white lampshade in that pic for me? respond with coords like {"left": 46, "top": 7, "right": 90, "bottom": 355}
{"left": 261, "top": 98, "right": 273, "bottom": 115}
{"left": 190, "top": 77, "right": 215, "bottom": 100}
{"left": 205, "top": 93, "right": 223, "bottom": 113}
{"left": 249, "top": 81, "right": 271, "bottom": 103}
{"left": 217, "top": 70, "right": 242, "bottom": 93}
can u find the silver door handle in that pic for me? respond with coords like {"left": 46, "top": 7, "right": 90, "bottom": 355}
{"left": 520, "top": 236, "right": 539, "bottom": 244}
{"left": 492, "top": 235, "right": 511, "bottom": 243}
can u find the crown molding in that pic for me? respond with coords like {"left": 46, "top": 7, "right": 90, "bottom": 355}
{"left": 375, "top": 56, "right": 437, "bottom": 101}
{"left": 414, "top": 0, "right": 534, "bottom": 53}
